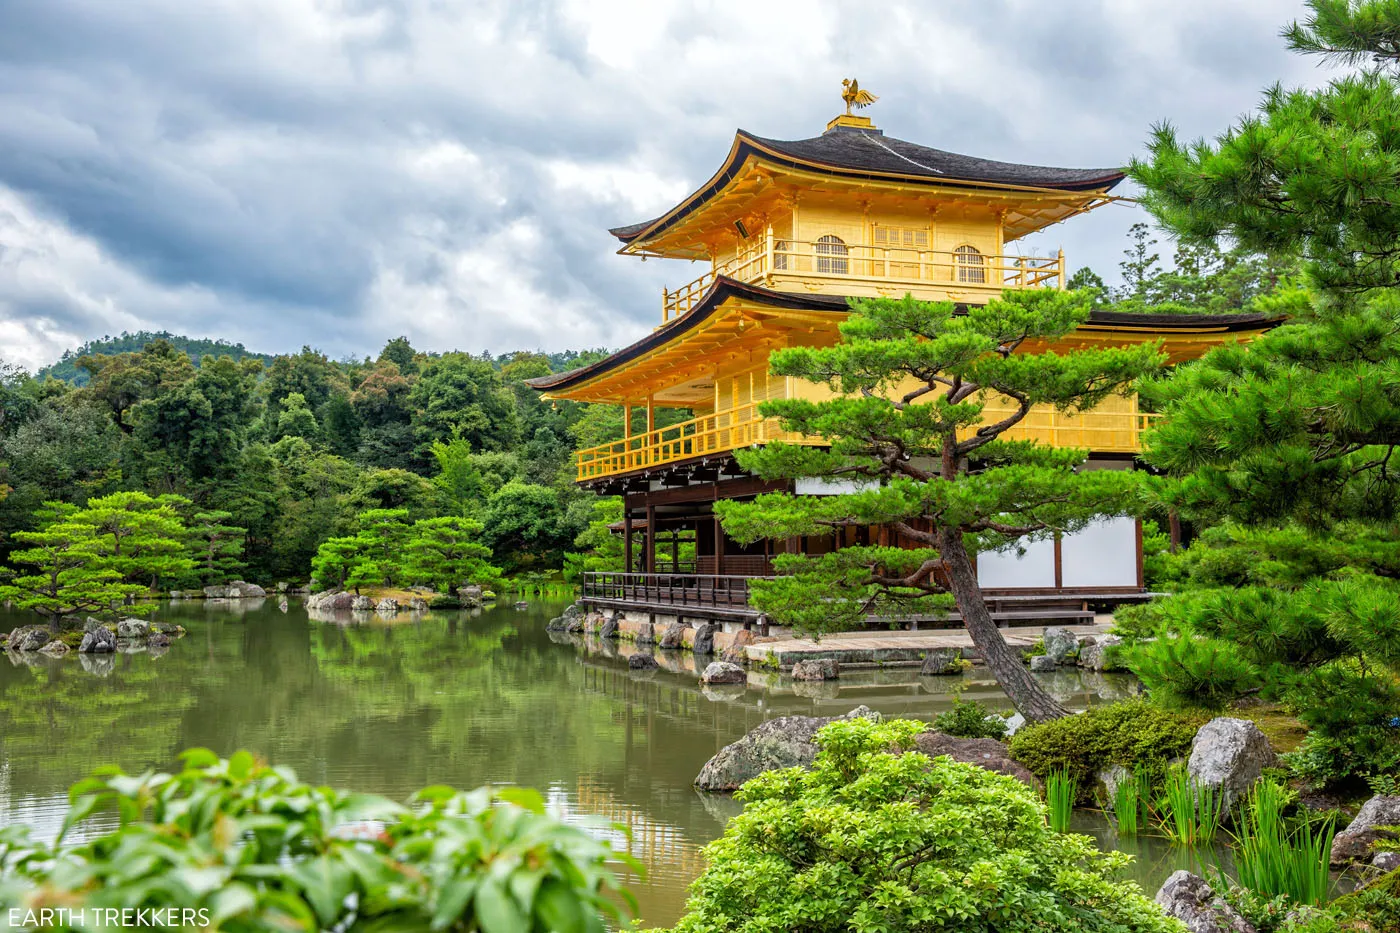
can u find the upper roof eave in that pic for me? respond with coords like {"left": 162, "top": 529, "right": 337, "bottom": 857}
{"left": 610, "top": 129, "right": 1127, "bottom": 250}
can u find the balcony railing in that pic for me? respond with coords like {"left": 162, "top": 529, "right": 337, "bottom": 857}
{"left": 576, "top": 399, "right": 1158, "bottom": 482}
{"left": 575, "top": 402, "right": 818, "bottom": 481}
{"left": 662, "top": 235, "right": 1064, "bottom": 322}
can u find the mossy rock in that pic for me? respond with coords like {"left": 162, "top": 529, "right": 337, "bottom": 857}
{"left": 428, "top": 595, "right": 462, "bottom": 610}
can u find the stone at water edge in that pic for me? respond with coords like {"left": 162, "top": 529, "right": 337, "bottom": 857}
{"left": 1373, "top": 851, "right": 1400, "bottom": 873}
{"left": 1029, "top": 654, "right": 1058, "bottom": 673}
{"left": 694, "top": 706, "right": 880, "bottom": 792}
{"left": 1187, "top": 717, "right": 1280, "bottom": 812}
{"left": 912, "top": 733, "right": 1036, "bottom": 787}
{"left": 701, "top": 661, "right": 746, "bottom": 685}
{"left": 351, "top": 595, "right": 375, "bottom": 611}
{"left": 720, "top": 629, "right": 756, "bottom": 664}
{"left": 1041, "top": 626, "right": 1080, "bottom": 666}
{"left": 278, "top": 597, "right": 290, "bottom": 612}
{"left": 231, "top": 581, "right": 266, "bottom": 598}
{"left": 658, "top": 622, "right": 685, "bottom": 649}
{"left": 79, "top": 626, "right": 117, "bottom": 654}
{"left": 1079, "top": 634, "right": 1125, "bottom": 672}
{"left": 1098, "top": 764, "right": 1133, "bottom": 802}
{"left": 148, "top": 632, "right": 171, "bottom": 648}
{"left": 406, "top": 597, "right": 429, "bottom": 611}
{"left": 39, "top": 640, "right": 69, "bottom": 657}
{"left": 691, "top": 622, "right": 718, "bottom": 655}
{"left": 375, "top": 597, "right": 399, "bottom": 613}
{"left": 1155, "top": 871, "right": 1257, "bottom": 933}
{"left": 920, "top": 647, "right": 963, "bottom": 675}
{"left": 13, "top": 627, "right": 51, "bottom": 652}
{"left": 628, "top": 653, "right": 659, "bottom": 670}
{"left": 792, "top": 658, "right": 839, "bottom": 681}
{"left": 457, "top": 585, "right": 484, "bottom": 609}
{"left": 1331, "top": 795, "right": 1400, "bottom": 866}
{"left": 116, "top": 618, "right": 150, "bottom": 639}
{"left": 547, "top": 603, "right": 584, "bottom": 632}
{"left": 598, "top": 614, "right": 620, "bottom": 640}
{"left": 634, "top": 622, "right": 656, "bottom": 644}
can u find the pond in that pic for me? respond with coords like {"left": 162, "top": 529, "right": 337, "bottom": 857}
{"left": 0, "top": 599, "right": 1223, "bottom": 927}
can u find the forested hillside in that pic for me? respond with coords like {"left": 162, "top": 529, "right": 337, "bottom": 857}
{"left": 0, "top": 337, "right": 620, "bottom": 586}
{"left": 38, "top": 332, "right": 277, "bottom": 385}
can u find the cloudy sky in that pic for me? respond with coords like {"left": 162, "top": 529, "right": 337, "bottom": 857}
{"left": 0, "top": 0, "right": 1330, "bottom": 371}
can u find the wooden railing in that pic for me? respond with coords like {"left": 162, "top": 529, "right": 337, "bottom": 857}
{"left": 575, "top": 402, "right": 818, "bottom": 481}
{"left": 576, "top": 399, "right": 1157, "bottom": 482}
{"left": 583, "top": 572, "right": 754, "bottom": 611}
{"left": 662, "top": 234, "right": 1064, "bottom": 322}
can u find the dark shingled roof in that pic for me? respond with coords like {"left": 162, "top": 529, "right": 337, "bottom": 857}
{"left": 610, "top": 126, "right": 1127, "bottom": 244}
{"left": 525, "top": 278, "right": 1282, "bottom": 393}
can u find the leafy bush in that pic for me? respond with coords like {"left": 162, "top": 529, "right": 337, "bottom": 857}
{"left": 1007, "top": 700, "right": 1203, "bottom": 804}
{"left": 0, "top": 749, "right": 632, "bottom": 931}
{"left": 666, "top": 717, "right": 1182, "bottom": 933}
{"left": 931, "top": 695, "right": 1008, "bottom": 741}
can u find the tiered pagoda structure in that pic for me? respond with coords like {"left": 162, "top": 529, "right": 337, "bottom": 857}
{"left": 530, "top": 90, "right": 1278, "bottom": 628}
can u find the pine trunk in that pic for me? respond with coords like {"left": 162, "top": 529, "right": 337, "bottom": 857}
{"left": 938, "top": 528, "right": 1070, "bottom": 723}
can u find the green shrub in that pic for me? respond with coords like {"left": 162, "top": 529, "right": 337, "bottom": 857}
{"left": 666, "top": 717, "right": 1182, "bottom": 933}
{"left": 931, "top": 695, "right": 1008, "bottom": 741}
{"left": 0, "top": 749, "right": 632, "bottom": 930}
{"left": 1008, "top": 700, "right": 1203, "bottom": 804}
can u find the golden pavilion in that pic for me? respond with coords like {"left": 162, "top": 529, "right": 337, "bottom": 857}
{"left": 529, "top": 88, "right": 1278, "bottom": 625}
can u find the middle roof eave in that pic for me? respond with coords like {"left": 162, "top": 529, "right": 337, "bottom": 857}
{"left": 524, "top": 278, "right": 1284, "bottom": 396}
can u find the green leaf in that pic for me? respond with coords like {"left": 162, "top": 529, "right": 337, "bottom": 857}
{"left": 494, "top": 786, "right": 545, "bottom": 814}
{"left": 430, "top": 874, "right": 479, "bottom": 930}
{"left": 533, "top": 878, "right": 586, "bottom": 933}
{"left": 475, "top": 876, "right": 528, "bottom": 933}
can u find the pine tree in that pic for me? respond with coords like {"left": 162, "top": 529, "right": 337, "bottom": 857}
{"left": 189, "top": 510, "right": 248, "bottom": 585}
{"left": 402, "top": 517, "right": 501, "bottom": 593}
{"left": 310, "top": 535, "right": 362, "bottom": 592}
{"left": 70, "top": 491, "right": 194, "bottom": 591}
{"left": 352, "top": 508, "right": 411, "bottom": 587}
{"left": 714, "top": 291, "right": 1162, "bottom": 722}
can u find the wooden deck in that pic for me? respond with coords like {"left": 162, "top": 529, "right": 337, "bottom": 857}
{"left": 745, "top": 621, "right": 1111, "bottom": 668}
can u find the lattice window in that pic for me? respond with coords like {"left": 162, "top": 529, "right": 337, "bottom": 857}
{"left": 773, "top": 239, "right": 790, "bottom": 271}
{"left": 954, "top": 244, "right": 986, "bottom": 283}
{"left": 872, "top": 225, "right": 930, "bottom": 249}
{"left": 815, "top": 235, "right": 849, "bottom": 274}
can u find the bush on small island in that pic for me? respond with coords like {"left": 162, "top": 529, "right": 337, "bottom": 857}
{"left": 663, "top": 717, "right": 1181, "bottom": 933}
{"left": 0, "top": 749, "right": 633, "bottom": 931}
{"left": 931, "top": 695, "right": 1009, "bottom": 741}
{"left": 1007, "top": 700, "right": 1203, "bottom": 804}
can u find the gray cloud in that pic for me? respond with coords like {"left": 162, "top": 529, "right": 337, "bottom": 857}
{"left": 0, "top": 0, "right": 1327, "bottom": 371}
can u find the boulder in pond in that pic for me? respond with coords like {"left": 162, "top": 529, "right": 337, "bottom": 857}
{"left": 792, "top": 658, "right": 839, "bottom": 681}
{"left": 278, "top": 596, "right": 289, "bottom": 612}
{"left": 1029, "top": 654, "right": 1058, "bottom": 672}
{"left": 912, "top": 732, "right": 1036, "bottom": 787}
{"left": 920, "top": 648, "right": 964, "bottom": 675}
{"left": 658, "top": 621, "right": 685, "bottom": 649}
{"left": 9, "top": 626, "right": 51, "bottom": 652}
{"left": 599, "top": 614, "right": 620, "bottom": 640}
{"left": 375, "top": 597, "right": 399, "bottom": 613}
{"left": 79, "top": 626, "right": 117, "bottom": 654}
{"left": 407, "top": 597, "right": 429, "bottom": 611}
{"left": 116, "top": 618, "right": 150, "bottom": 639}
{"left": 1079, "top": 634, "right": 1125, "bottom": 671}
{"left": 457, "top": 585, "right": 484, "bottom": 609}
{"left": 701, "top": 661, "right": 746, "bottom": 685}
{"left": 1187, "top": 717, "right": 1279, "bottom": 812}
{"left": 514, "top": 600, "right": 529, "bottom": 610}
{"left": 148, "top": 632, "right": 172, "bottom": 648}
{"left": 39, "top": 640, "right": 69, "bottom": 657}
{"left": 1155, "top": 870, "right": 1256, "bottom": 933}
{"left": 691, "top": 621, "right": 718, "bottom": 655}
{"left": 565, "top": 612, "right": 588, "bottom": 634}
{"left": 694, "top": 706, "right": 880, "bottom": 792}
{"left": 231, "top": 581, "right": 266, "bottom": 598}
{"left": 1332, "top": 795, "right": 1400, "bottom": 866}
{"left": 628, "top": 653, "right": 659, "bottom": 671}
{"left": 634, "top": 621, "right": 656, "bottom": 644}
{"left": 351, "top": 595, "right": 374, "bottom": 611}
{"left": 547, "top": 603, "right": 584, "bottom": 632}
{"left": 1042, "top": 626, "right": 1080, "bottom": 665}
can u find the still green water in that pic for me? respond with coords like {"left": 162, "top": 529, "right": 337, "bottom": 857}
{"left": 0, "top": 599, "right": 1212, "bottom": 926}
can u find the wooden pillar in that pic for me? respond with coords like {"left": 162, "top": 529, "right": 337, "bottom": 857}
{"left": 623, "top": 510, "right": 633, "bottom": 573}
{"left": 645, "top": 503, "right": 656, "bottom": 575}
{"left": 646, "top": 395, "right": 655, "bottom": 434}
{"left": 671, "top": 530, "right": 680, "bottom": 572}
{"left": 1168, "top": 509, "right": 1182, "bottom": 553}
{"left": 713, "top": 514, "right": 724, "bottom": 575}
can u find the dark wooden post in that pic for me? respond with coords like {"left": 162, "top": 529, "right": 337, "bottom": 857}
{"left": 713, "top": 514, "right": 724, "bottom": 575}
{"left": 623, "top": 510, "right": 633, "bottom": 573}
{"left": 1168, "top": 509, "right": 1182, "bottom": 553}
{"left": 645, "top": 503, "right": 656, "bottom": 575}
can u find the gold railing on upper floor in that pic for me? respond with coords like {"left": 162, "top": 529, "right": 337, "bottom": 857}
{"left": 576, "top": 399, "right": 1158, "bottom": 482}
{"left": 661, "top": 236, "right": 1064, "bottom": 322}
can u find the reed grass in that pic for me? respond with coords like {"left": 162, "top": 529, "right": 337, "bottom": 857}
{"left": 1232, "top": 780, "right": 1334, "bottom": 906}
{"left": 1046, "top": 769, "right": 1076, "bottom": 833}
{"left": 1112, "top": 769, "right": 1147, "bottom": 837}
{"left": 1157, "top": 767, "right": 1223, "bottom": 846}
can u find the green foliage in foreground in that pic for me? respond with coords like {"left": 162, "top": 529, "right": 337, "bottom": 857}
{"left": 930, "top": 695, "right": 1008, "bottom": 741}
{"left": 1007, "top": 700, "right": 1203, "bottom": 805}
{"left": 664, "top": 717, "right": 1181, "bottom": 933}
{"left": 0, "top": 749, "right": 633, "bottom": 931}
